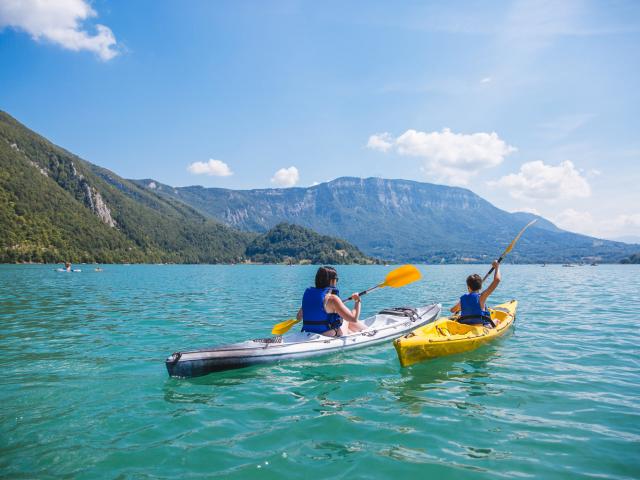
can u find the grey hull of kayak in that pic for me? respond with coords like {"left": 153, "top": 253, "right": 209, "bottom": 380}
{"left": 166, "top": 303, "right": 441, "bottom": 378}
{"left": 166, "top": 347, "right": 347, "bottom": 378}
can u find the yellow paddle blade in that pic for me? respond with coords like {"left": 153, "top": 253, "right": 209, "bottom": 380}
{"left": 503, "top": 219, "right": 537, "bottom": 256}
{"left": 271, "top": 318, "right": 300, "bottom": 335}
{"left": 381, "top": 264, "right": 422, "bottom": 288}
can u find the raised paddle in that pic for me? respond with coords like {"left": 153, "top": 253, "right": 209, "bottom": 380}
{"left": 482, "top": 219, "right": 537, "bottom": 281}
{"left": 271, "top": 264, "right": 422, "bottom": 335}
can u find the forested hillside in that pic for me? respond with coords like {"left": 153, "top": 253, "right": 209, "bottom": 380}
{"left": 0, "top": 110, "right": 251, "bottom": 263}
{"left": 246, "top": 223, "right": 377, "bottom": 264}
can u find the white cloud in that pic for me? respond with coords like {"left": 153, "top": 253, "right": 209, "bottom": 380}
{"left": 367, "top": 133, "right": 393, "bottom": 152}
{"left": 553, "top": 209, "right": 640, "bottom": 239}
{"left": 271, "top": 166, "right": 299, "bottom": 187}
{"left": 480, "top": 77, "right": 492, "bottom": 83}
{"left": 187, "top": 159, "right": 233, "bottom": 177}
{"left": 0, "top": 0, "right": 118, "bottom": 60}
{"left": 368, "top": 128, "right": 516, "bottom": 185}
{"left": 491, "top": 160, "right": 590, "bottom": 201}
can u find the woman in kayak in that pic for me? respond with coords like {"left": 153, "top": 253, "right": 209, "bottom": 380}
{"left": 297, "top": 266, "right": 367, "bottom": 336}
{"left": 450, "top": 260, "right": 501, "bottom": 327}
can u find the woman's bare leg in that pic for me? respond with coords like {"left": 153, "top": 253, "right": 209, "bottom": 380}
{"left": 344, "top": 321, "right": 366, "bottom": 334}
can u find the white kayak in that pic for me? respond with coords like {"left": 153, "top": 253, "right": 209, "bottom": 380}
{"left": 166, "top": 303, "right": 441, "bottom": 378}
{"left": 55, "top": 268, "right": 82, "bottom": 272}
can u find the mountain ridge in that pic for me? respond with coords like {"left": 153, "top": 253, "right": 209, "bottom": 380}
{"left": 132, "top": 177, "right": 637, "bottom": 263}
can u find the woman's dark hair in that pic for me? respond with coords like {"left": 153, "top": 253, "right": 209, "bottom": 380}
{"left": 466, "top": 274, "right": 482, "bottom": 291}
{"left": 315, "top": 266, "right": 338, "bottom": 288}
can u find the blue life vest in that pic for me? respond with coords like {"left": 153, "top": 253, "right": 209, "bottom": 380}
{"left": 459, "top": 292, "right": 493, "bottom": 326}
{"left": 301, "top": 287, "right": 343, "bottom": 333}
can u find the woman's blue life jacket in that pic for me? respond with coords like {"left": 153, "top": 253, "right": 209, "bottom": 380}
{"left": 301, "top": 287, "right": 343, "bottom": 333}
{"left": 458, "top": 292, "right": 493, "bottom": 326}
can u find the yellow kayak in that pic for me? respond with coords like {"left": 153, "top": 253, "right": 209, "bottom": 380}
{"left": 393, "top": 300, "right": 517, "bottom": 367}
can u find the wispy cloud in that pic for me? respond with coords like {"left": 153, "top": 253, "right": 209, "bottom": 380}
{"left": 374, "top": 1, "right": 619, "bottom": 99}
{"left": 0, "top": 0, "right": 118, "bottom": 60}
{"left": 361, "top": 1, "right": 638, "bottom": 39}
{"left": 536, "top": 113, "right": 596, "bottom": 141}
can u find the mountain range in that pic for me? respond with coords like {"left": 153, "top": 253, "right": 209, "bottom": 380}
{"left": 133, "top": 177, "right": 637, "bottom": 263}
{"left": 1, "top": 109, "right": 637, "bottom": 264}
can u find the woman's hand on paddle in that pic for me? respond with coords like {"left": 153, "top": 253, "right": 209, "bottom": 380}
{"left": 351, "top": 293, "right": 361, "bottom": 303}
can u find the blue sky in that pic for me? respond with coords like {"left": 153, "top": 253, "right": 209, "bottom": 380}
{"left": 1, "top": 0, "right": 639, "bottom": 240}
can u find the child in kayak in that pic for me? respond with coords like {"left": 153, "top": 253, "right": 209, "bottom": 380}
{"left": 297, "top": 266, "right": 367, "bottom": 336}
{"left": 450, "top": 260, "right": 501, "bottom": 327}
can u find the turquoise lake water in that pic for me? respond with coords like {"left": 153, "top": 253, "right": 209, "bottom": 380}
{"left": 1, "top": 264, "right": 639, "bottom": 479}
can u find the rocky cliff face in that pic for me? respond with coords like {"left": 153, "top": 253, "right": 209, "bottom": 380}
{"left": 6, "top": 132, "right": 117, "bottom": 229}
{"left": 84, "top": 184, "right": 116, "bottom": 228}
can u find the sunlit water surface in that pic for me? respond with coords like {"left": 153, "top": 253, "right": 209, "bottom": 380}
{"left": 1, "top": 264, "right": 638, "bottom": 479}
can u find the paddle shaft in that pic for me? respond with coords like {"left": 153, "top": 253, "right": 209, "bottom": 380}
{"left": 482, "top": 219, "right": 537, "bottom": 282}
{"left": 344, "top": 284, "right": 381, "bottom": 302}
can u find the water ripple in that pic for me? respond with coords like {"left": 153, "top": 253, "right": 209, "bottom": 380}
{"left": 1, "top": 264, "right": 639, "bottom": 479}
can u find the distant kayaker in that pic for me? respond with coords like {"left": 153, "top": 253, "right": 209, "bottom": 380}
{"left": 297, "top": 266, "right": 366, "bottom": 336}
{"left": 64, "top": 261, "right": 72, "bottom": 272}
{"left": 450, "top": 260, "right": 501, "bottom": 327}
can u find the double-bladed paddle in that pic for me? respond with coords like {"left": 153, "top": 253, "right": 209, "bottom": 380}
{"left": 482, "top": 219, "right": 537, "bottom": 281}
{"left": 271, "top": 264, "right": 422, "bottom": 335}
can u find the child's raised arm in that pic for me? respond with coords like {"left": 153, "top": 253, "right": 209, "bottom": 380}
{"left": 480, "top": 260, "right": 501, "bottom": 305}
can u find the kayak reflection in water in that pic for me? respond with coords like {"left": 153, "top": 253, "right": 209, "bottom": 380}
{"left": 450, "top": 260, "right": 501, "bottom": 328}
{"left": 297, "top": 266, "right": 367, "bottom": 337}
